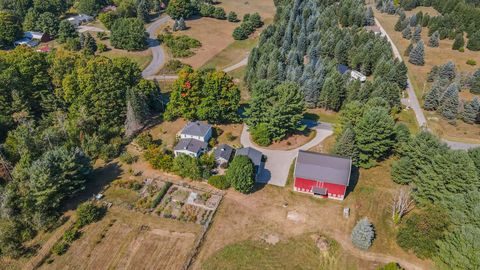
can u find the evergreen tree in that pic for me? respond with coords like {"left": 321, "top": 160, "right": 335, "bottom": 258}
{"left": 440, "top": 61, "right": 456, "bottom": 81}
{"left": 428, "top": 31, "right": 440, "bottom": 47}
{"left": 436, "top": 225, "right": 480, "bottom": 270}
{"left": 439, "top": 83, "right": 459, "bottom": 122}
{"left": 471, "top": 70, "right": 480, "bottom": 94}
{"left": 394, "top": 16, "right": 405, "bottom": 32}
{"left": 452, "top": 32, "right": 464, "bottom": 50}
{"left": 226, "top": 156, "right": 255, "bottom": 194}
{"left": 402, "top": 27, "right": 412, "bottom": 39}
{"left": 409, "top": 40, "right": 425, "bottom": 66}
{"left": 404, "top": 43, "right": 413, "bottom": 56}
{"left": 391, "top": 157, "right": 415, "bottom": 184}
{"left": 412, "top": 25, "right": 422, "bottom": 42}
{"left": 409, "top": 14, "right": 417, "bottom": 26}
{"left": 423, "top": 84, "right": 441, "bottom": 110}
{"left": 227, "top": 11, "right": 238, "bottom": 22}
{"left": 57, "top": 20, "right": 77, "bottom": 44}
{"left": 355, "top": 106, "right": 396, "bottom": 168}
{"left": 365, "top": 7, "right": 375, "bottom": 26}
{"left": 351, "top": 218, "right": 375, "bottom": 250}
{"left": 0, "top": 11, "right": 23, "bottom": 48}
{"left": 319, "top": 72, "right": 346, "bottom": 111}
{"left": 332, "top": 126, "right": 359, "bottom": 165}
{"left": 136, "top": 0, "right": 149, "bottom": 22}
{"left": 81, "top": 33, "right": 97, "bottom": 55}
{"left": 466, "top": 31, "right": 480, "bottom": 51}
{"left": 462, "top": 101, "right": 478, "bottom": 124}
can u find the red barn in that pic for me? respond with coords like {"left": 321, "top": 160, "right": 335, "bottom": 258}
{"left": 293, "top": 150, "right": 352, "bottom": 200}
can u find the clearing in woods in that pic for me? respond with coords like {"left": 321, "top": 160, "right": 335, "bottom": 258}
{"left": 158, "top": 0, "right": 276, "bottom": 69}
{"left": 374, "top": 7, "right": 480, "bottom": 143}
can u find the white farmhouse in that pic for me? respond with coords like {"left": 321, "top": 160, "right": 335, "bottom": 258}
{"left": 179, "top": 121, "right": 212, "bottom": 143}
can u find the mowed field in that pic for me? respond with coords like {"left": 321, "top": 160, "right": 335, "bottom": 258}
{"left": 39, "top": 206, "right": 201, "bottom": 270}
{"left": 374, "top": 7, "right": 480, "bottom": 143}
{"left": 158, "top": 0, "right": 276, "bottom": 69}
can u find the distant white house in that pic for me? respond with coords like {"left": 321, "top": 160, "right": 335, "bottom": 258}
{"left": 337, "top": 64, "right": 367, "bottom": 82}
{"left": 179, "top": 121, "right": 212, "bottom": 143}
{"left": 67, "top": 14, "right": 94, "bottom": 27}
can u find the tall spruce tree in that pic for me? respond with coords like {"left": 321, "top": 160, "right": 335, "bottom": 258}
{"left": 351, "top": 218, "right": 375, "bottom": 250}
{"left": 439, "top": 82, "right": 459, "bottom": 122}
{"left": 466, "top": 31, "right": 480, "bottom": 51}
{"left": 412, "top": 25, "right": 422, "bottom": 42}
{"left": 402, "top": 27, "right": 412, "bottom": 39}
{"left": 462, "top": 101, "right": 478, "bottom": 124}
{"left": 452, "top": 32, "right": 464, "bottom": 50}
{"left": 471, "top": 69, "right": 480, "bottom": 94}
{"left": 332, "top": 126, "right": 359, "bottom": 165}
{"left": 409, "top": 40, "right": 425, "bottom": 66}
{"left": 428, "top": 31, "right": 440, "bottom": 47}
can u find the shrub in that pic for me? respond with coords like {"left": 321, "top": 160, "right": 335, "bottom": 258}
{"left": 62, "top": 228, "right": 79, "bottom": 243}
{"left": 251, "top": 123, "right": 272, "bottom": 146}
{"left": 158, "top": 33, "right": 201, "bottom": 57}
{"left": 144, "top": 146, "right": 174, "bottom": 171}
{"left": 110, "top": 18, "right": 148, "bottom": 51}
{"left": 232, "top": 26, "right": 248, "bottom": 40}
{"left": 119, "top": 151, "right": 138, "bottom": 164}
{"left": 376, "top": 262, "right": 404, "bottom": 270}
{"left": 467, "top": 59, "right": 477, "bottom": 66}
{"left": 151, "top": 182, "right": 172, "bottom": 208}
{"left": 76, "top": 202, "right": 104, "bottom": 228}
{"left": 97, "top": 43, "right": 108, "bottom": 52}
{"left": 166, "top": 0, "right": 196, "bottom": 19}
{"left": 51, "top": 241, "right": 69, "bottom": 255}
{"left": 208, "top": 175, "right": 230, "bottom": 189}
{"left": 135, "top": 132, "right": 154, "bottom": 149}
{"left": 213, "top": 7, "right": 226, "bottom": 20}
{"left": 227, "top": 11, "right": 238, "bottom": 22}
{"left": 164, "top": 59, "right": 192, "bottom": 73}
{"left": 96, "top": 32, "right": 107, "bottom": 40}
{"left": 172, "top": 154, "right": 203, "bottom": 180}
{"left": 351, "top": 218, "right": 375, "bottom": 250}
{"left": 98, "top": 12, "right": 117, "bottom": 29}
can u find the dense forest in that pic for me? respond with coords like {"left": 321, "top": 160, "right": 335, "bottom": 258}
{"left": 0, "top": 48, "right": 161, "bottom": 257}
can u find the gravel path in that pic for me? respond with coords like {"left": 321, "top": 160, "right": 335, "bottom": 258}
{"left": 240, "top": 121, "right": 333, "bottom": 187}
{"left": 374, "top": 18, "right": 478, "bottom": 150}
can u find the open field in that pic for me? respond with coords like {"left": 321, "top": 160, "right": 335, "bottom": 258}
{"left": 38, "top": 207, "right": 201, "bottom": 270}
{"left": 227, "top": 67, "right": 250, "bottom": 101}
{"left": 374, "top": 7, "right": 480, "bottom": 142}
{"left": 156, "top": 0, "right": 275, "bottom": 69}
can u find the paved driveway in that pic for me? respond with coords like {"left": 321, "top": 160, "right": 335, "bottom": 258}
{"left": 142, "top": 16, "right": 171, "bottom": 78}
{"left": 240, "top": 122, "right": 333, "bottom": 187}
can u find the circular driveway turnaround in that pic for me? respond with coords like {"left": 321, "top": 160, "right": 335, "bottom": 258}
{"left": 240, "top": 122, "right": 333, "bottom": 187}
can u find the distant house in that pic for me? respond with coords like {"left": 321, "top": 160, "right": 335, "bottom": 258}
{"left": 24, "top": 31, "right": 50, "bottom": 42}
{"left": 214, "top": 144, "right": 234, "bottom": 165}
{"left": 174, "top": 138, "right": 208, "bottom": 158}
{"left": 337, "top": 64, "right": 367, "bottom": 82}
{"left": 235, "top": 147, "right": 263, "bottom": 180}
{"left": 365, "top": 25, "right": 382, "bottom": 35}
{"left": 179, "top": 121, "right": 212, "bottom": 143}
{"left": 293, "top": 150, "right": 352, "bottom": 200}
{"left": 67, "top": 14, "right": 94, "bottom": 27}
{"left": 14, "top": 38, "right": 38, "bottom": 47}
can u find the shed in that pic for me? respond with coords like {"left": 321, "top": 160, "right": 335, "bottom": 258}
{"left": 214, "top": 144, "right": 234, "bottom": 164}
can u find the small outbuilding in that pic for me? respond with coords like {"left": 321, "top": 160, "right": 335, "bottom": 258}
{"left": 67, "top": 14, "right": 94, "bottom": 27}
{"left": 235, "top": 147, "right": 263, "bottom": 180}
{"left": 337, "top": 64, "right": 367, "bottom": 82}
{"left": 24, "top": 31, "right": 50, "bottom": 42}
{"left": 214, "top": 144, "right": 234, "bottom": 165}
{"left": 174, "top": 138, "right": 208, "bottom": 158}
{"left": 294, "top": 150, "right": 352, "bottom": 200}
{"left": 179, "top": 121, "right": 212, "bottom": 143}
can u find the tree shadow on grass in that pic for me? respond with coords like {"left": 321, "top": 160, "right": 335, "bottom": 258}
{"left": 63, "top": 162, "right": 123, "bottom": 212}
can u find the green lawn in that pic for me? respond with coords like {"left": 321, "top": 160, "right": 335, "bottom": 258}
{"left": 202, "top": 234, "right": 361, "bottom": 270}
{"left": 202, "top": 37, "right": 259, "bottom": 70}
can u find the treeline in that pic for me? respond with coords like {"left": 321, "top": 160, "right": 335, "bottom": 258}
{"left": 391, "top": 132, "right": 480, "bottom": 269}
{"left": 423, "top": 62, "right": 480, "bottom": 125}
{"left": 0, "top": 48, "right": 162, "bottom": 257}
{"left": 244, "top": 0, "right": 407, "bottom": 145}
{"left": 378, "top": 0, "right": 480, "bottom": 51}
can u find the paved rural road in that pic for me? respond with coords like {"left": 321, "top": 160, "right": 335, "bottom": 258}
{"left": 375, "top": 18, "right": 479, "bottom": 150}
{"left": 240, "top": 121, "right": 333, "bottom": 187}
{"left": 142, "top": 15, "right": 171, "bottom": 78}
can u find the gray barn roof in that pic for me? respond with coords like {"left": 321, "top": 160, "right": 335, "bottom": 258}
{"left": 174, "top": 138, "right": 207, "bottom": 154}
{"left": 235, "top": 147, "right": 262, "bottom": 167}
{"left": 295, "top": 150, "right": 352, "bottom": 186}
{"left": 214, "top": 144, "right": 234, "bottom": 161}
{"left": 181, "top": 121, "right": 212, "bottom": 137}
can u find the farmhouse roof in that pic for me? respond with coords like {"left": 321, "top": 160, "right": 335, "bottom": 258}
{"left": 181, "top": 121, "right": 212, "bottom": 137}
{"left": 24, "top": 31, "right": 45, "bottom": 40}
{"left": 214, "top": 144, "right": 234, "bottom": 161}
{"left": 235, "top": 147, "right": 262, "bottom": 167}
{"left": 295, "top": 150, "right": 352, "bottom": 186}
{"left": 174, "top": 138, "right": 207, "bottom": 154}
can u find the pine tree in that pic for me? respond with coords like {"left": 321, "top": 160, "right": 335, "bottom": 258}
{"left": 332, "top": 126, "right": 359, "bottom": 165}
{"left": 466, "top": 31, "right": 480, "bottom": 51}
{"left": 351, "top": 218, "right": 375, "bottom": 250}
{"left": 439, "top": 83, "right": 459, "bottom": 123}
{"left": 409, "top": 40, "right": 425, "bottom": 66}
{"left": 404, "top": 43, "right": 413, "bottom": 56}
{"left": 394, "top": 16, "right": 405, "bottom": 32}
{"left": 391, "top": 157, "right": 415, "bottom": 184}
{"left": 227, "top": 11, "right": 238, "bottom": 22}
{"left": 319, "top": 73, "right": 345, "bottom": 111}
{"left": 137, "top": 0, "right": 149, "bottom": 22}
{"left": 365, "top": 7, "right": 374, "bottom": 26}
{"left": 428, "top": 31, "right": 440, "bottom": 47}
{"left": 82, "top": 33, "right": 97, "bottom": 55}
{"left": 462, "top": 102, "right": 478, "bottom": 124}
{"left": 424, "top": 85, "right": 441, "bottom": 110}
{"left": 440, "top": 61, "right": 456, "bottom": 81}
{"left": 452, "top": 32, "right": 464, "bottom": 50}
{"left": 471, "top": 69, "right": 480, "bottom": 94}
{"left": 409, "top": 14, "right": 417, "bottom": 26}
{"left": 402, "top": 27, "right": 412, "bottom": 39}
{"left": 412, "top": 25, "right": 422, "bottom": 42}
{"left": 355, "top": 107, "right": 396, "bottom": 168}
